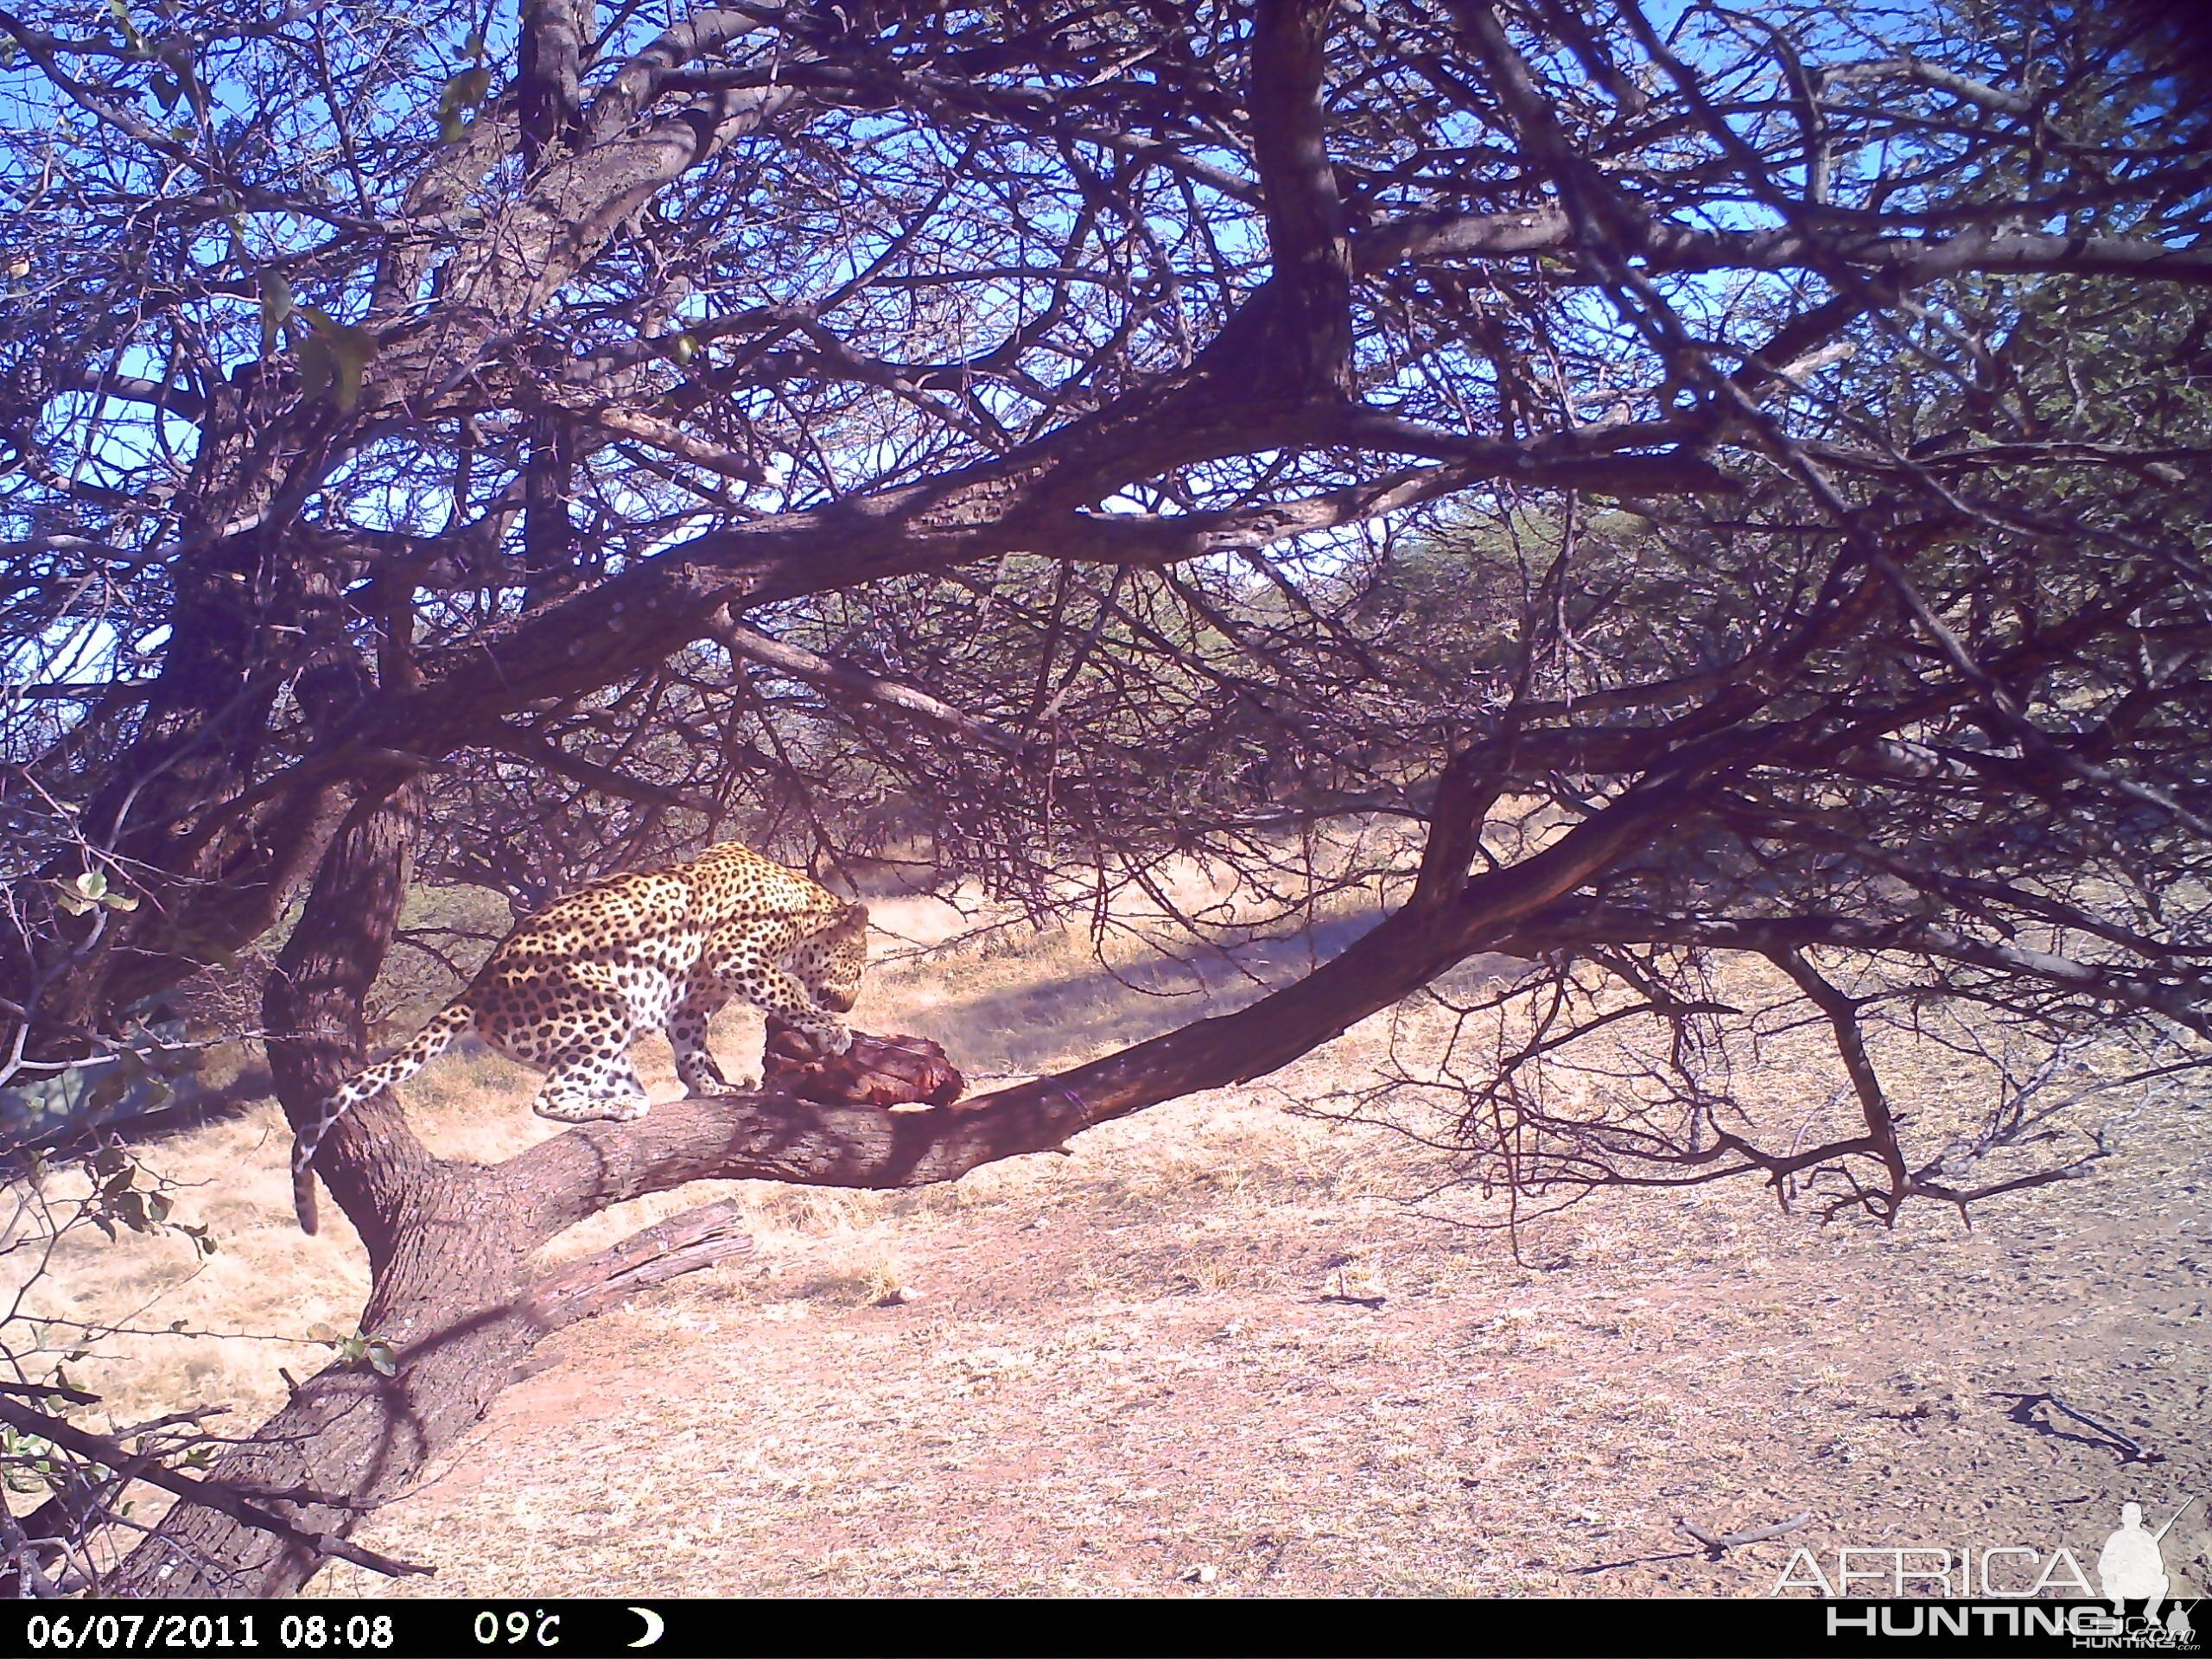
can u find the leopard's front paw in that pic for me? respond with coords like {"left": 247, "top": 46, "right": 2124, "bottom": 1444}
{"left": 818, "top": 1023, "right": 854, "bottom": 1057}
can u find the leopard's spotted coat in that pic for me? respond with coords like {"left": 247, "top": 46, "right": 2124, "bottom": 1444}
{"left": 291, "top": 842, "right": 867, "bottom": 1231}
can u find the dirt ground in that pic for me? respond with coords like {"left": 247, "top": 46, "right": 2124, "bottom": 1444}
{"left": 16, "top": 881, "right": 2212, "bottom": 1599}
{"left": 292, "top": 1094, "right": 2209, "bottom": 1600}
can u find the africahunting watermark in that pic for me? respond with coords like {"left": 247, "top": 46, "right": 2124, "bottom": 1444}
{"left": 1772, "top": 1499, "right": 2201, "bottom": 1649}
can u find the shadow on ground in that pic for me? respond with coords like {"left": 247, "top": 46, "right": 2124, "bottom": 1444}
{"left": 887, "top": 906, "right": 1528, "bottom": 1077}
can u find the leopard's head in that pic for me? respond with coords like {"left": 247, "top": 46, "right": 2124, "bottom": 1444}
{"left": 811, "top": 902, "right": 869, "bottom": 1014}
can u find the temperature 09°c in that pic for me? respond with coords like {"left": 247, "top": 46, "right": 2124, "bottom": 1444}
{"left": 474, "top": 1610, "right": 560, "bottom": 1649}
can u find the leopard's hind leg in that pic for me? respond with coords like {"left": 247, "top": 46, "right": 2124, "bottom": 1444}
{"left": 479, "top": 972, "right": 652, "bottom": 1123}
{"left": 531, "top": 1046, "right": 652, "bottom": 1122}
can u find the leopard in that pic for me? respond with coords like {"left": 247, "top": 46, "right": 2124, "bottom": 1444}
{"left": 290, "top": 841, "right": 868, "bottom": 1233}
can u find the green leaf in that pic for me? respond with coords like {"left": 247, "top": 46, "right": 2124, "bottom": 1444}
{"left": 434, "top": 63, "right": 492, "bottom": 142}
{"left": 259, "top": 272, "right": 294, "bottom": 361}
{"left": 296, "top": 307, "right": 376, "bottom": 411}
{"left": 365, "top": 1340, "right": 398, "bottom": 1377}
{"left": 106, "top": 0, "right": 147, "bottom": 54}
{"left": 61, "top": 868, "right": 136, "bottom": 912}
{"left": 327, "top": 328, "right": 375, "bottom": 411}
{"left": 296, "top": 330, "right": 334, "bottom": 405}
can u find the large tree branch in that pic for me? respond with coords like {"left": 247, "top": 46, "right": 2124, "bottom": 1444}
{"left": 267, "top": 783, "right": 435, "bottom": 1256}
{"left": 581, "top": 9, "right": 773, "bottom": 144}
{"left": 489, "top": 723, "right": 717, "bottom": 811}
{"left": 1357, "top": 204, "right": 2212, "bottom": 288}
{"left": 1245, "top": 0, "right": 1355, "bottom": 397}
{"left": 352, "top": 424, "right": 1728, "bottom": 765}
{"left": 0, "top": 1398, "right": 426, "bottom": 1581}
{"left": 517, "top": 0, "right": 587, "bottom": 168}
{"left": 712, "top": 622, "right": 1034, "bottom": 757}
{"left": 0, "top": 1407, "right": 427, "bottom": 1583}
{"left": 1491, "top": 904, "right": 2212, "bottom": 1037}
{"left": 363, "top": 35, "right": 798, "bottom": 412}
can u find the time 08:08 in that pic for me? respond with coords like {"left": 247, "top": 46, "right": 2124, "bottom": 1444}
{"left": 23, "top": 1612, "right": 397, "bottom": 1651}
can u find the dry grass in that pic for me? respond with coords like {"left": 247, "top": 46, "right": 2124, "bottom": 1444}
{"left": 8, "top": 856, "right": 2209, "bottom": 1599}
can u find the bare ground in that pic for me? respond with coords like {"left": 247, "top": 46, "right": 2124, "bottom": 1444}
{"left": 290, "top": 1094, "right": 2208, "bottom": 1599}
{"left": 15, "top": 882, "right": 2211, "bottom": 1599}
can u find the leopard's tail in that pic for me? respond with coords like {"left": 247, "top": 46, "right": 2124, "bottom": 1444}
{"left": 292, "top": 1000, "right": 474, "bottom": 1235}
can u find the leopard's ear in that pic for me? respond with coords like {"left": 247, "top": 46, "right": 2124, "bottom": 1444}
{"left": 841, "top": 901, "right": 870, "bottom": 929}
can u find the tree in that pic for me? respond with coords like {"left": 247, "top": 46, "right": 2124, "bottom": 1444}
{"left": 2, "top": 0, "right": 2207, "bottom": 1597}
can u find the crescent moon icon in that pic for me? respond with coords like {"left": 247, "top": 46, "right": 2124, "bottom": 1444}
{"left": 627, "top": 1606, "right": 665, "bottom": 1649}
